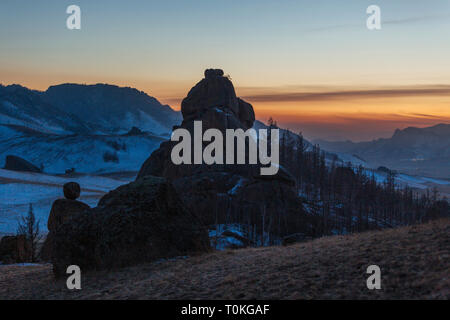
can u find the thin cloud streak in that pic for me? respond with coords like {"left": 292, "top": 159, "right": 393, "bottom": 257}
{"left": 241, "top": 85, "right": 450, "bottom": 103}
{"left": 305, "top": 14, "right": 450, "bottom": 33}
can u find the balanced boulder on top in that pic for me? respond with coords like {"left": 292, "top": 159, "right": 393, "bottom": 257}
{"left": 63, "top": 182, "right": 81, "bottom": 200}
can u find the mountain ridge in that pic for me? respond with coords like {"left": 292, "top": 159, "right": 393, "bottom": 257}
{"left": 0, "top": 83, "right": 182, "bottom": 136}
{"left": 314, "top": 123, "right": 450, "bottom": 178}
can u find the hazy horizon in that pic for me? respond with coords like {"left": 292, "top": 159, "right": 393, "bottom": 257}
{"left": 1, "top": 0, "right": 450, "bottom": 141}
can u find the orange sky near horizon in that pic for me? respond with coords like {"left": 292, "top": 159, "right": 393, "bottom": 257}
{"left": 2, "top": 70, "right": 450, "bottom": 141}
{"left": 147, "top": 82, "right": 450, "bottom": 141}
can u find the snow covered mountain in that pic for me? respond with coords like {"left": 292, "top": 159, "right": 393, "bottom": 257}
{"left": 314, "top": 124, "right": 450, "bottom": 179}
{"left": 1, "top": 83, "right": 181, "bottom": 135}
{"left": 41, "top": 83, "right": 181, "bottom": 135}
{"left": 0, "top": 84, "right": 90, "bottom": 134}
{"left": 0, "top": 83, "right": 182, "bottom": 174}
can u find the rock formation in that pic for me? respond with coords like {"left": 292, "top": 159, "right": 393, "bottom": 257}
{"left": 137, "top": 68, "right": 257, "bottom": 180}
{"left": 48, "top": 69, "right": 310, "bottom": 275}
{"left": 4, "top": 155, "right": 42, "bottom": 173}
{"left": 137, "top": 69, "right": 311, "bottom": 244}
{"left": 63, "top": 182, "right": 81, "bottom": 200}
{"left": 51, "top": 176, "right": 210, "bottom": 277}
{"left": 40, "top": 182, "right": 90, "bottom": 262}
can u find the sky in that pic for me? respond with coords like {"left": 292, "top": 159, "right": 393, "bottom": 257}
{"left": 1, "top": 0, "right": 450, "bottom": 141}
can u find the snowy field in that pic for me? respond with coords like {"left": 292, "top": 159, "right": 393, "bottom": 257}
{"left": 1, "top": 166, "right": 449, "bottom": 237}
{"left": 0, "top": 169, "right": 135, "bottom": 236}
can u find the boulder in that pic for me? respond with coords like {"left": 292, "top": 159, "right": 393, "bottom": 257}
{"left": 47, "top": 199, "right": 90, "bottom": 232}
{"left": 51, "top": 176, "right": 210, "bottom": 277}
{"left": 138, "top": 69, "right": 257, "bottom": 181}
{"left": 63, "top": 182, "right": 81, "bottom": 200}
{"left": 40, "top": 198, "right": 90, "bottom": 262}
{"left": 0, "top": 235, "right": 32, "bottom": 263}
{"left": 4, "top": 155, "right": 41, "bottom": 173}
{"left": 181, "top": 70, "right": 240, "bottom": 121}
{"left": 204, "top": 68, "right": 224, "bottom": 78}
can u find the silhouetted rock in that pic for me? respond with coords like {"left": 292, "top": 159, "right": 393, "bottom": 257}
{"left": 204, "top": 68, "right": 224, "bottom": 78}
{"left": 136, "top": 69, "right": 310, "bottom": 245}
{"left": 40, "top": 189, "right": 90, "bottom": 262}
{"left": 4, "top": 155, "right": 41, "bottom": 173}
{"left": 0, "top": 235, "right": 32, "bottom": 264}
{"left": 63, "top": 182, "right": 81, "bottom": 200}
{"left": 181, "top": 70, "right": 240, "bottom": 120}
{"left": 47, "top": 199, "right": 90, "bottom": 233}
{"left": 51, "top": 176, "right": 210, "bottom": 277}
{"left": 138, "top": 69, "right": 257, "bottom": 180}
{"left": 166, "top": 169, "right": 306, "bottom": 238}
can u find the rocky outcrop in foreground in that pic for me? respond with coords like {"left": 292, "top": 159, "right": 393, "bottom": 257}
{"left": 51, "top": 176, "right": 210, "bottom": 277}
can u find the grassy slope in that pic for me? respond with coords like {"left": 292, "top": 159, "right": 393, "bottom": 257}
{"left": 0, "top": 218, "right": 448, "bottom": 300}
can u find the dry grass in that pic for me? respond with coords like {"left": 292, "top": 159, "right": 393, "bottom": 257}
{"left": 0, "top": 218, "right": 448, "bottom": 300}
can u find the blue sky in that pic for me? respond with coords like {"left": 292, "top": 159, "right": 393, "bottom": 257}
{"left": 1, "top": 0, "right": 450, "bottom": 140}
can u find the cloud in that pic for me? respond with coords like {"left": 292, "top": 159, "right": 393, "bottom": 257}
{"left": 383, "top": 15, "right": 450, "bottom": 25}
{"left": 305, "top": 14, "right": 450, "bottom": 33}
{"left": 241, "top": 85, "right": 450, "bottom": 103}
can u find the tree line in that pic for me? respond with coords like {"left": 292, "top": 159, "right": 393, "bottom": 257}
{"left": 278, "top": 127, "right": 450, "bottom": 237}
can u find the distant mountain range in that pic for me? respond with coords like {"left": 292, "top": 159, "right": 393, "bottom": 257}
{"left": 314, "top": 124, "right": 450, "bottom": 179}
{"left": 0, "top": 83, "right": 181, "bottom": 135}
{"left": 0, "top": 83, "right": 181, "bottom": 173}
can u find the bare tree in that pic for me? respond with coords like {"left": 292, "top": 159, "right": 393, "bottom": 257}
{"left": 17, "top": 204, "right": 40, "bottom": 262}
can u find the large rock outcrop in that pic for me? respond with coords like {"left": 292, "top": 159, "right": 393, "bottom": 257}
{"left": 137, "top": 69, "right": 256, "bottom": 180}
{"left": 4, "top": 155, "right": 41, "bottom": 173}
{"left": 136, "top": 69, "right": 312, "bottom": 245}
{"left": 51, "top": 176, "right": 210, "bottom": 277}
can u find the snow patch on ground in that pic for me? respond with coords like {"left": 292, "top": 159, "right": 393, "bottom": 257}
{"left": 0, "top": 169, "right": 133, "bottom": 235}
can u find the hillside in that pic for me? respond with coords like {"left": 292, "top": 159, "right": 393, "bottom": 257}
{"left": 1, "top": 218, "right": 448, "bottom": 299}
{"left": 0, "top": 83, "right": 181, "bottom": 175}
{"left": 315, "top": 124, "right": 450, "bottom": 179}
{"left": 0, "top": 83, "right": 181, "bottom": 136}
{"left": 0, "top": 126, "right": 166, "bottom": 175}
{"left": 41, "top": 83, "right": 181, "bottom": 135}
